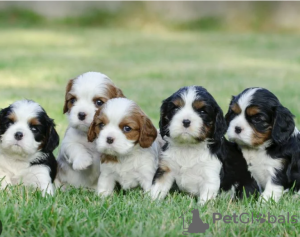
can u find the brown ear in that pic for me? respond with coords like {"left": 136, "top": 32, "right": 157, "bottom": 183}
{"left": 63, "top": 79, "right": 75, "bottom": 114}
{"left": 87, "top": 110, "right": 101, "bottom": 142}
{"left": 87, "top": 120, "right": 97, "bottom": 142}
{"left": 107, "top": 84, "right": 126, "bottom": 98}
{"left": 139, "top": 116, "right": 157, "bottom": 148}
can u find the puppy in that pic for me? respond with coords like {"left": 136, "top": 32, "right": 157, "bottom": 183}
{"left": 87, "top": 98, "right": 158, "bottom": 196}
{"left": 0, "top": 100, "right": 59, "bottom": 195}
{"left": 225, "top": 87, "right": 300, "bottom": 202}
{"left": 151, "top": 86, "right": 258, "bottom": 204}
{"left": 57, "top": 72, "right": 125, "bottom": 189}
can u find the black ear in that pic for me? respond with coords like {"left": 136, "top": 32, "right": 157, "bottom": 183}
{"left": 0, "top": 107, "right": 11, "bottom": 135}
{"left": 159, "top": 98, "right": 171, "bottom": 138}
{"left": 43, "top": 116, "right": 60, "bottom": 153}
{"left": 213, "top": 106, "right": 227, "bottom": 143}
{"left": 225, "top": 96, "right": 235, "bottom": 126}
{"left": 272, "top": 105, "right": 295, "bottom": 145}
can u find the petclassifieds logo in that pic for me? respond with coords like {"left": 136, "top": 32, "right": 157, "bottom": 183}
{"left": 213, "top": 212, "right": 298, "bottom": 224}
{"left": 179, "top": 209, "right": 299, "bottom": 235}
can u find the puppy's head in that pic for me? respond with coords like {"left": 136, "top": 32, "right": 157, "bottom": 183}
{"left": 225, "top": 87, "right": 295, "bottom": 148}
{"left": 0, "top": 100, "right": 59, "bottom": 157}
{"left": 63, "top": 72, "right": 125, "bottom": 133}
{"left": 87, "top": 98, "right": 157, "bottom": 156}
{"left": 159, "top": 86, "right": 226, "bottom": 144}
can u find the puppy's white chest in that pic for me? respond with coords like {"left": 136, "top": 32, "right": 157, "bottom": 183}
{"left": 242, "top": 149, "right": 283, "bottom": 188}
{"left": 164, "top": 145, "right": 222, "bottom": 195}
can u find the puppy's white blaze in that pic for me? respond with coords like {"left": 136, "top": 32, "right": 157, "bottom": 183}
{"left": 227, "top": 88, "right": 262, "bottom": 146}
{"left": 237, "top": 87, "right": 261, "bottom": 110}
{"left": 12, "top": 100, "right": 43, "bottom": 122}
{"left": 181, "top": 86, "right": 197, "bottom": 105}
{"left": 71, "top": 72, "right": 112, "bottom": 100}
{"left": 103, "top": 98, "right": 135, "bottom": 126}
{"left": 169, "top": 86, "right": 203, "bottom": 141}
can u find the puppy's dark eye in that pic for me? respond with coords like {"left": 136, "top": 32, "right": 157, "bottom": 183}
{"left": 70, "top": 98, "right": 77, "bottom": 104}
{"left": 199, "top": 110, "right": 207, "bottom": 115}
{"left": 30, "top": 126, "right": 39, "bottom": 133}
{"left": 123, "top": 126, "right": 132, "bottom": 132}
{"left": 99, "top": 123, "right": 105, "bottom": 129}
{"left": 252, "top": 115, "right": 263, "bottom": 123}
{"left": 95, "top": 100, "right": 104, "bottom": 107}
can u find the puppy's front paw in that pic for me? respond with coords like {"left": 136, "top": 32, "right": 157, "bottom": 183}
{"left": 72, "top": 157, "right": 93, "bottom": 170}
{"left": 150, "top": 185, "right": 166, "bottom": 200}
{"left": 259, "top": 192, "right": 277, "bottom": 203}
{"left": 198, "top": 198, "right": 208, "bottom": 206}
{"left": 97, "top": 189, "right": 113, "bottom": 197}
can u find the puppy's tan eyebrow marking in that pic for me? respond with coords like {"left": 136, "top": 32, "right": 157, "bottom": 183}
{"left": 246, "top": 106, "right": 260, "bottom": 116}
{"left": 231, "top": 103, "right": 242, "bottom": 114}
{"left": 28, "top": 118, "right": 41, "bottom": 125}
{"left": 172, "top": 98, "right": 185, "bottom": 107}
{"left": 7, "top": 112, "right": 17, "bottom": 122}
{"left": 93, "top": 96, "right": 107, "bottom": 103}
{"left": 192, "top": 100, "right": 206, "bottom": 110}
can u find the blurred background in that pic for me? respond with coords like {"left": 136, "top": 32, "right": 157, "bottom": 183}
{"left": 0, "top": 1, "right": 300, "bottom": 150}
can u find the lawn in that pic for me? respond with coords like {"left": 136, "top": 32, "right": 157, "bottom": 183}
{"left": 0, "top": 26, "right": 300, "bottom": 236}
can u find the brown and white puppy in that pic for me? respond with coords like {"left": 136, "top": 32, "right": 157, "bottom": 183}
{"left": 87, "top": 98, "right": 159, "bottom": 196}
{"left": 56, "top": 72, "right": 125, "bottom": 189}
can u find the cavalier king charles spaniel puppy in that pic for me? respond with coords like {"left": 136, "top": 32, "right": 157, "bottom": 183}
{"left": 87, "top": 98, "right": 159, "bottom": 196}
{"left": 225, "top": 87, "right": 300, "bottom": 202}
{"left": 151, "top": 86, "right": 258, "bottom": 204}
{"left": 0, "top": 100, "right": 59, "bottom": 195}
{"left": 57, "top": 71, "right": 125, "bottom": 189}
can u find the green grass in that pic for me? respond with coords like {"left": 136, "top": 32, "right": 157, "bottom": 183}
{"left": 1, "top": 25, "right": 300, "bottom": 236}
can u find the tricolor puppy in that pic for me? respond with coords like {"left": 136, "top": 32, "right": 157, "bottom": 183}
{"left": 151, "top": 86, "right": 258, "bottom": 204}
{"left": 226, "top": 87, "right": 300, "bottom": 202}
{"left": 87, "top": 98, "right": 158, "bottom": 196}
{"left": 57, "top": 71, "right": 125, "bottom": 189}
{"left": 0, "top": 100, "right": 59, "bottom": 195}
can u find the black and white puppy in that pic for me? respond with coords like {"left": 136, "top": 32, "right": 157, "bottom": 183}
{"left": 0, "top": 100, "right": 59, "bottom": 195}
{"left": 57, "top": 71, "right": 125, "bottom": 189}
{"left": 225, "top": 87, "right": 300, "bottom": 202}
{"left": 151, "top": 86, "right": 257, "bottom": 204}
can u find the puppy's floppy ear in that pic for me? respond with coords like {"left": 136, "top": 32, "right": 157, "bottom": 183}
{"left": 0, "top": 108, "right": 8, "bottom": 122}
{"left": 225, "top": 96, "right": 236, "bottom": 126}
{"left": 139, "top": 115, "right": 157, "bottom": 148}
{"left": 159, "top": 98, "right": 171, "bottom": 138}
{"left": 43, "top": 116, "right": 59, "bottom": 153}
{"left": 63, "top": 79, "right": 74, "bottom": 114}
{"left": 87, "top": 110, "right": 101, "bottom": 142}
{"left": 0, "top": 108, "right": 10, "bottom": 135}
{"left": 213, "top": 106, "right": 227, "bottom": 142}
{"left": 107, "top": 84, "right": 126, "bottom": 99}
{"left": 272, "top": 105, "right": 295, "bottom": 145}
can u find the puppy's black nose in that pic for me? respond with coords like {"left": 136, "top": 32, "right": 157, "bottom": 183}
{"left": 235, "top": 126, "right": 242, "bottom": 134}
{"left": 14, "top": 132, "right": 23, "bottom": 141}
{"left": 107, "top": 137, "right": 114, "bottom": 144}
{"left": 78, "top": 112, "right": 86, "bottom": 121}
{"left": 182, "top": 119, "right": 191, "bottom": 128}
